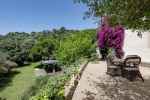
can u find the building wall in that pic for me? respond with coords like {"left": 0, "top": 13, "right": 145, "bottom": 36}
{"left": 124, "top": 30, "right": 150, "bottom": 49}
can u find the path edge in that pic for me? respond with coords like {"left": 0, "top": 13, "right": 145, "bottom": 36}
{"left": 64, "top": 60, "right": 89, "bottom": 100}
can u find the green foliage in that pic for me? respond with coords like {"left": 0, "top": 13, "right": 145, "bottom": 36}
{"left": 0, "top": 52, "right": 7, "bottom": 73}
{"left": 21, "top": 76, "right": 50, "bottom": 100}
{"left": 0, "top": 63, "right": 39, "bottom": 100}
{"left": 30, "top": 36, "right": 59, "bottom": 61}
{"left": 0, "top": 27, "right": 97, "bottom": 99}
{"left": 0, "top": 27, "right": 71, "bottom": 66}
{"left": 30, "top": 65, "right": 79, "bottom": 100}
{"left": 0, "top": 27, "right": 78, "bottom": 66}
{"left": 75, "top": 0, "right": 150, "bottom": 30}
{"left": 54, "top": 29, "right": 96, "bottom": 65}
{"left": 0, "top": 52, "right": 17, "bottom": 74}
{"left": 0, "top": 32, "right": 34, "bottom": 65}
{"left": 30, "top": 76, "right": 66, "bottom": 100}
{"left": 0, "top": 52, "right": 7, "bottom": 64}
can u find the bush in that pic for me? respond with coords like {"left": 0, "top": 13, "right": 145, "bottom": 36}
{"left": 54, "top": 29, "right": 96, "bottom": 65}
{"left": 0, "top": 60, "right": 18, "bottom": 74}
{"left": 30, "top": 36, "right": 59, "bottom": 61}
{"left": 4, "top": 60, "right": 18, "bottom": 68}
{"left": 0, "top": 52, "right": 17, "bottom": 74}
{"left": 21, "top": 76, "right": 49, "bottom": 100}
{"left": 29, "top": 66, "right": 79, "bottom": 100}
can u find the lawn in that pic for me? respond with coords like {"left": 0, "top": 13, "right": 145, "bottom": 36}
{"left": 0, "top": 62, "right": 39, "bottom": 100}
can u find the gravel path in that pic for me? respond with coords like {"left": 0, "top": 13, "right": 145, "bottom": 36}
{"left": 72, "top": 61, "right": 150, "bottom": 100}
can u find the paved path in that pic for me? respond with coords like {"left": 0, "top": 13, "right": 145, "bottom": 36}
{"left": 72, "top": 61, "right": 150, "bottom": 100}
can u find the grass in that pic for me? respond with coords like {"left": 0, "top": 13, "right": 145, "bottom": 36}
{"left": 0, "top": 62, "right": 39, "bottom": 100}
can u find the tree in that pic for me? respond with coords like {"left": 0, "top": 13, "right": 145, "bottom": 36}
{"left": 0, "top": 52, "right": 7, "bottom": 66}
{"left": 0, "top": 52, "right": 17, "bottom": 74}
{"left": 0, "top": 32, "right": 34, "bottom": 65}
{"left": 52, "top": 27, "right": 68, "bottom": 39}
{"left": 75, "top": 0, "right": 150, "bottom": 30}
{"left": 0, "top": 52, "right": 7, "bottom": 73}
{"left": 54, "top": 29, "right": 96, "bottom": 65}
{"left": 0, "top": 28, "right": 75, "bottom": 65}
{"left": 30, "top": 36, "right": 59, "bottom": 61}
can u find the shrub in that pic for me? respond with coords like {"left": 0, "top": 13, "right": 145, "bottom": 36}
{"left": 21, "top": 76, "right": 49, "bottom": 100}
{"left": 30, "top": 36, "right": 59, "bottom": 61}
{"left": 29, "top": 65, "right": 79, "bottom": 100}
{"left": 4, "top": 60, "right": 18, "bottom": 68}
{"left": 0, "top": 52, "right": 17, "bottom": 74}
{"left": 54, "top": 29, "right": 96, "bottom": 65}
{"left": 30, "top": 76, "right": 66, "bottom": 100}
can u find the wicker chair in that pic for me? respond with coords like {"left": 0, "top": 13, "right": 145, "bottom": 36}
{"left": 106, "top": 49, "right": 124, "bottom": 76}
{"left": 106, "top": 49, "right": 144, "bottom": 82}
{"left": 122, "top": 55, "right": 144, "bottom": 82}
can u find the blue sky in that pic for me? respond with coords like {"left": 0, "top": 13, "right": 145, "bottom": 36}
{"left": 0, "top": 0, "right": 97, "bottom": 35}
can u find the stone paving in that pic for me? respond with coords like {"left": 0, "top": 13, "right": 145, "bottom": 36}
{"left": 72, "top": 61, "right": 150, "bottom": 100}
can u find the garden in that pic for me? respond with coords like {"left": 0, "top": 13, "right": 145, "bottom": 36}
{"left": 0, "top": 0, "right": 149, "bottom": 100}
{"left": 0, "top": 28, "right": 96, "bottom": 100}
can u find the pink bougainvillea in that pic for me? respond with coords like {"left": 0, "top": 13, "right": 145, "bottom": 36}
{"left": 97, "top": 17, "right": 125, "bottom": 58}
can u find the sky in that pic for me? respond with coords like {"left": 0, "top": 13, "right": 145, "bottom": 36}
{"left": 0, "top": 0, "right": 97, "bottom": 35}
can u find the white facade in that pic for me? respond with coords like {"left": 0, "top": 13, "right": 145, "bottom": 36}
{"left": 124, "top": 30, "right": 150, "bottom": 63}
{"left": 124, "top": 30, "right": 150, "bottom": 49}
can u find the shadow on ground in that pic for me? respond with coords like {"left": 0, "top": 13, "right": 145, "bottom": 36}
{"left": 0, "top": 71, "right": 20, "bottom": 92}
{"left": 84, "top": 76, "right": 150, "bottom": 100}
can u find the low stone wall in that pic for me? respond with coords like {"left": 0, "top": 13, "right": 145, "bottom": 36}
{"left": 65, "top": 60, "right": 89, "bottom": 100}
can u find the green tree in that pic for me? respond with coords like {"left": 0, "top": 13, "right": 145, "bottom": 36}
{"left": 52, "top": 27, "right": 69, "bottom": 39}
{"left": 30, "top": 36, "right": 59, "bottom": 61}
{"left": 54, "top": 29, "right": 96, "bottom": 65}
{"left": 75, "top": 0, "right": 150, "bottom": 30}
{"left": 0, "top": 52, "right": 7, "bottom": 73}
{"left": 0, "top": 32, "right": 34, "bottom": 65}
{"left": 0, "top": 52, "right": 17, "bottom": 74}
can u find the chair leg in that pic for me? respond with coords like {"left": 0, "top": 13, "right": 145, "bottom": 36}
{"left": 137, "top": 71, "right": 144, "bottom": 82}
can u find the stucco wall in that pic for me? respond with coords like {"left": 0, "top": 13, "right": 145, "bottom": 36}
{"left": 124, "top": 30, "right": 150, "bottom": 49}
{"left": 123, "top": 30, "right": 150, "bottom": 63}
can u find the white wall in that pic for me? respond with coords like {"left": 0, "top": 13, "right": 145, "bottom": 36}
{"left": 123, "top": 30, "right": 150, "bottom": 63}
{"left": 124, "top": 30, "right": 150, "bottom": 49}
